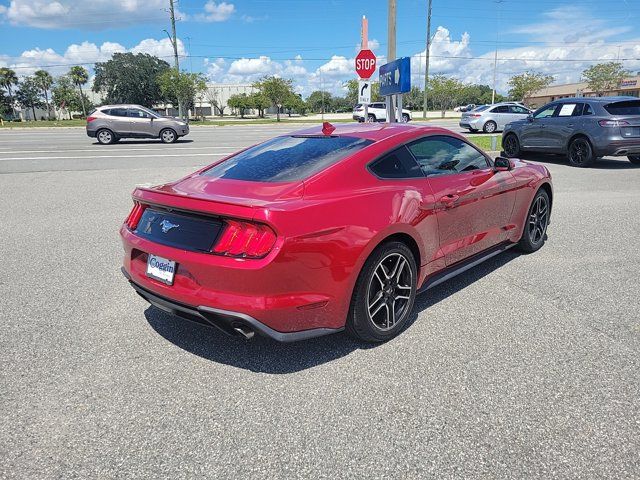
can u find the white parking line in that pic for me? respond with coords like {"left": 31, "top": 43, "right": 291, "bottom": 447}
{"left": 0, "top": 152, "right": 234, "bottom": 161}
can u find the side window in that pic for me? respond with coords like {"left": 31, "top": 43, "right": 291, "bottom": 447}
{"left": 571, "top": 103, "right": 584, "bottom": 116}
{"left": 492, "top": 105, "right": 509, "bottom": 113}
{"left": 128, "top": 108, "right": 149, "bottom": 118}
{"left": 369, "top": 146, "right": 422, "bottom": 179}
{"left": 583, "top": 104, "right": 594, "bottom": 115}
{"left": 509, "top": 105, "right": 529, "bottom": 114}
{"left": 407, "top": 135, "right": 489, "bottom": 176}
{"left": 533, "top": 103, "right": 558, "bottom": 119}
{"left": 108, "top": 108, "right": 128, "bottom": 117}
{"left": 557, "top": 103, "right": 578, "bottom": 117}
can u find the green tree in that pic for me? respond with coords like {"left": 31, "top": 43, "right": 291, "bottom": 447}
{"left": 582, "top": 62, "right": 629, "bottom": 96}
{"left": 248, "top": 92, "right": 270, "bottom": 118}
{"left": 69, "top": 66, "right": 89, "bottom": 117}
{"left": 508, "top": 71, "right": 554, "bottom": 104}
{"left": 307, "top": 90, "right": 333, "bottom": 113}
{"left": 93, "top": 52, "right": 170, "bottom": 107}
{"left": 206, "top": 88, "right": 226, "bottom": 117}
{"left": 0, "top": 67, "right": 19, "bottom": 119}
{"left": 157, "top": 68, "right": 207, "bottom": 120}
{"left": 228, "top": 93, "right": 252, "bottom": 118}
{"left": 428, "top": 75, "right": 467, "bottom": 118}
{"left": 403, "top": 86, "right": 424, "bottom": 111}
{"left": 52, "top": 75, "right": 93, "bottom": 120}
{"left": 34, "top": 70, "right": 53, "bottom": 120}
{"left": 253, "top": 76, "right": 294, "bottom": 121}
{"left": 16, "top": 76, "right": 45, "bottom": 120}
{"left": 0, "top": 90, "right": 12, "bottom": 120}
{"left": 283, "top": 93, "right": 306, "bottom": 116}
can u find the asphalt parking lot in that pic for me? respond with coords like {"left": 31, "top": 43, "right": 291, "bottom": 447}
{"left": 1, "top": 125, "right": 639, "bottom": 479}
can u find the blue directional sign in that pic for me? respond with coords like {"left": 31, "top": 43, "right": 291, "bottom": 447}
{"left": 379, "top": 57, "right": 411, "bottom": 96}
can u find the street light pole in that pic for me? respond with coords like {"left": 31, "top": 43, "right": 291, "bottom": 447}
{"left": 387, "top": 0, "right": 397, "bottom": 122}
{"left": 422, "top": 0, "right": 432, "bottom": 119}
{"left": 168, "top": 0, "right": 183, "bottom": 120}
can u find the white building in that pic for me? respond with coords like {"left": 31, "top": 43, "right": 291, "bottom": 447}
{"left": 156, "top": 83, "right": 262, "bottom": 117}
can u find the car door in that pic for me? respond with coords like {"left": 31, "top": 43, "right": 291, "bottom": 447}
{"left": 520, "top": 103, "right": 559, "bottom": 149}
{"left": 127, "top": 108, "right": 155, "bottom": 137}
{"left": 550, "top": 102, "right": 582, "bottom": 151}
{"left": 406, "top": 135, "right": 517, "bottom": 266}
{"left": 105, "top": 107, "right": 132, "bottom": 135}
{"left": 508, "top": 105, "right": 531, "bottom": 124}
{"left": 491, "top": 105, "right": 510, "bottom": 130}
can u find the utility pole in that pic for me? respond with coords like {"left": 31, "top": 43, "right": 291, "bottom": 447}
{"left": 387, "top": 0, "right": 397, "bottom": 122}
{"left": 491, "top": 0, "right": 503, "bottom": 104}
{"left": 168, "top": 0, "right": 183, "bottom": 120}
{"left": 422, "top": 0, "right": 432, "bottom": 119}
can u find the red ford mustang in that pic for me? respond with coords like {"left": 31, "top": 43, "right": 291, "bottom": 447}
{"left": 121, "top": 123, "right": 552, "bottom": 342}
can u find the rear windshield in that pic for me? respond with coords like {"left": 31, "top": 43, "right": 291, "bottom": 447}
{"left": 604, "top": 100, "right": 640, "bottom": 116}
{"left": 473, "top": 105, "right": 490, "bottom": 112}
{"left": 202, "top": 135, "right": 373, "bottom": 182}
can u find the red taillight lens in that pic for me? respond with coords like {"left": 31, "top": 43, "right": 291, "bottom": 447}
{"left": 125, "top": 202, "right": 146, "bottom": 230}
{"left": 470, "top": 114, "right": 481, "bottom": 117}
{"left": 599, "top": 119, "right": 630, "bottom": 127}
{"left": 87, "top": 116, "right": 97, "bottom": 123}
{"left": 213, "top": 220, "right": 276, "bottom": 258}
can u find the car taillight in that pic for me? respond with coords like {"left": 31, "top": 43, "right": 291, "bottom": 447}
{"left": 599, "top": 119, "right": 630, "bottom": 127}
{"left": 212, "top": 220, "right": 276, "bottom": 258}
{"left": 125, "top": 202, "right": 146, "bottom": 230}
{"left": 87, "top": 116, "right": 97, "bottom": 123}
{"left": 470, "top": 114, "right": 481, "bottom": 117}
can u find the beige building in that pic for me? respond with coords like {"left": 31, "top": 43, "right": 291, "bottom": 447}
{"left": 157, "top": 83, "right": 261, "bottom": 117}
{"left": 527, "top": 75, "right": 640, "bottom": 107}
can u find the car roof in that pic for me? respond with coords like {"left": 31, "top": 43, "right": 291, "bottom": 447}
{"left": 98, "top": 104, "right": 146, "bottom": 109}
{"left": 555, "top": 96, "right": 637, "bottom": 103}
{"left": 289, "top": 123, "right": 458, "bottom": 142}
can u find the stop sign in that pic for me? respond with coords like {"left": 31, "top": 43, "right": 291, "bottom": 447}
{"left": 355, "top": 49, "right": 376, "bottom": 79}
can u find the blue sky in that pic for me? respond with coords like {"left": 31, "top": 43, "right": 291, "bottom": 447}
{"left": 1, "top": 0, "right": 639, "bottom": 96}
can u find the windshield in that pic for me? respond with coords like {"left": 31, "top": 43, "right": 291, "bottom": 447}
{"left": 202, "top": 135, "right": 373, "bottom": 182}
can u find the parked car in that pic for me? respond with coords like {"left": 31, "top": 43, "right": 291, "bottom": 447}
{"left": 460, "top": 103, "right": 531, "bottom": 133}
{"left": 353, "top": 103, "right": 412, "bottom": 122}
{"left": 502, "top": 96, "right": 640, "bottom": 167}
{"left": 120, "top": 122, "right": 552, "bottom": 342}
{"left": 87, "top": 104, "right": 190, "bottom": 144}
{"left": 454, "top": 104, "right": 476, "bottom": 112}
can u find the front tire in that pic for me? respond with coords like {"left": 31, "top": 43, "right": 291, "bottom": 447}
{"left": 346, "top": 242, "right": 417, "bottom": 342}
{"left": 517, "top": 188, "right": 550, "bottom": 253}
{"left": 402, "top": 113, "right": 410, "bottom": 123}
{"left": 483, "top": 120, "right": 497, "bottom": 133}
{"left": 503, "top": 133, "right": 520, "bottom": 158}
{"left": 628, "top": 155, "right": 640, "bottom": 165}
{"left": 96, "top": 128, "right": 115, "bottom": 145}
{"left": 160, "top": 128, "right": 178, "bottom": 144}
{"left": 568, "top": 137, "right": 595, "bottom": 167}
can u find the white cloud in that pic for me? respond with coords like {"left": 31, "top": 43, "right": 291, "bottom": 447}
{"left": 0, "top": 0, "right": 173, "bottom": 29}
{"left": 195, "top": 1, "right": 235, "bottom": 22}
{"left": 356, "top": 39, "right": 380, "bottom": 52}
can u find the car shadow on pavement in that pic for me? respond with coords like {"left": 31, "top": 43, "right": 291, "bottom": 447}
{"left": 92, "top": 139, "right": 194, "bottom": 145}
{"left": 145, "top": 249, "right": 522, "bottom": 374}
{"left": 516, "top": 152, "right": 639, "bottom": 169}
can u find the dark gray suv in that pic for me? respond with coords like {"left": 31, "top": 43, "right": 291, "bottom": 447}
{"left": 502, "top": 97, "right": 640, "bottom": 167}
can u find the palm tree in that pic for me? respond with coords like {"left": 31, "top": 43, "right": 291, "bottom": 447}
{"left": 69, "top": 66, "right": 89, "bottom": 118}
{"left": 0, "top": 67, "right": 18, "bottom": 120}
{"left": 34, "top": 70, "right": 53, "bottom": 120}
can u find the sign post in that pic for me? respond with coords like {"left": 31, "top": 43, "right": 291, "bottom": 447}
{"left": 379, "top": 57, "right": 411, "bottom": 122}
{"left": 355, "top": 16, "right": 376, "bottom": 122}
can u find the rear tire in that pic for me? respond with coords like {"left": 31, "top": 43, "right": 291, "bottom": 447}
{"left": 503, "top": 133, "right": 521, "bottom": 158}
{"left": 483, "top": 121, "right": 497, "bottom": 133}
{"left": 160, "top": 128, "right": 178, "bottom": 144}
{"left": 367, "top": 114, "right": 376, "bottom": 123}
{"left": 568, "top": 137, "right": 595, "bottom": 167}
{"left": 96, "top": 128, "right": 115, "bottom": 145}
{"left": 517, "top": 188, "right": 550, "bottom": 253}
{"left": 402, "top": 113, "right": 410, "bottom": 123}
{"left": 628, "top": 155, "right": 640, "bottom": 165}
{"left": 346, "top": 241, "right": 417, "bottom": 342}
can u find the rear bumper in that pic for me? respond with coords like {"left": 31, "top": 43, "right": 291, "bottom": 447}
{"left": 599, "top": 139, "right": 640, "bottom": 156}
{"left": 123, "top": 268, "right": 341, "bottom": 342}
{"left": 86, "top": 128, "right": 96, "bottom": 138}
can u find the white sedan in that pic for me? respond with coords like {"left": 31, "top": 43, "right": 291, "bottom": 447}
{"left": 353, "top": 103, "right": 412, "bottom": 122}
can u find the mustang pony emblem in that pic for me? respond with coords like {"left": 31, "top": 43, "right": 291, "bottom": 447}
{"left": 160, "top": 219, "right": 179, "bottom": 234}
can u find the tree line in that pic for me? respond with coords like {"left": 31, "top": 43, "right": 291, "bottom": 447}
{"left": 0, "top": 54, "right": 632, "bottom": 122}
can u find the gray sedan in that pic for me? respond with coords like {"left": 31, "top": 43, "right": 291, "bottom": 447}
{"left": 502, "top": 97, "right": 640, "bottom": 167}
{"left": 459, "top": 103, "right": 531, "bottom": 133}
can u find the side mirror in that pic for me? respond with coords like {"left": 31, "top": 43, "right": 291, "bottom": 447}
{"left": 494, "top": 156, "right": 513, "bottom": 172}
{"left": 527, "top": 114, "right": 534, "bottom": 122}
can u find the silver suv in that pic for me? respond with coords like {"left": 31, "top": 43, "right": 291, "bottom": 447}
{"left": 459, "top": 103, "right": 531, "bottom": 133}
{"left": 86, "top": 105, "right": 190, "bottom": 144}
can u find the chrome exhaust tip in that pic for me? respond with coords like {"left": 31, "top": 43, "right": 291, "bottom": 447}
{"left": 233, "top": 325, "right": 255, "bottom": 340}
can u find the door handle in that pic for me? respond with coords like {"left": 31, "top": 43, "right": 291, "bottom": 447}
{"left": 439, "top": 194, "right": 459, "bottom": 207}
{"left": 567, "top": 123, "right": 574, "bottom": 127}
